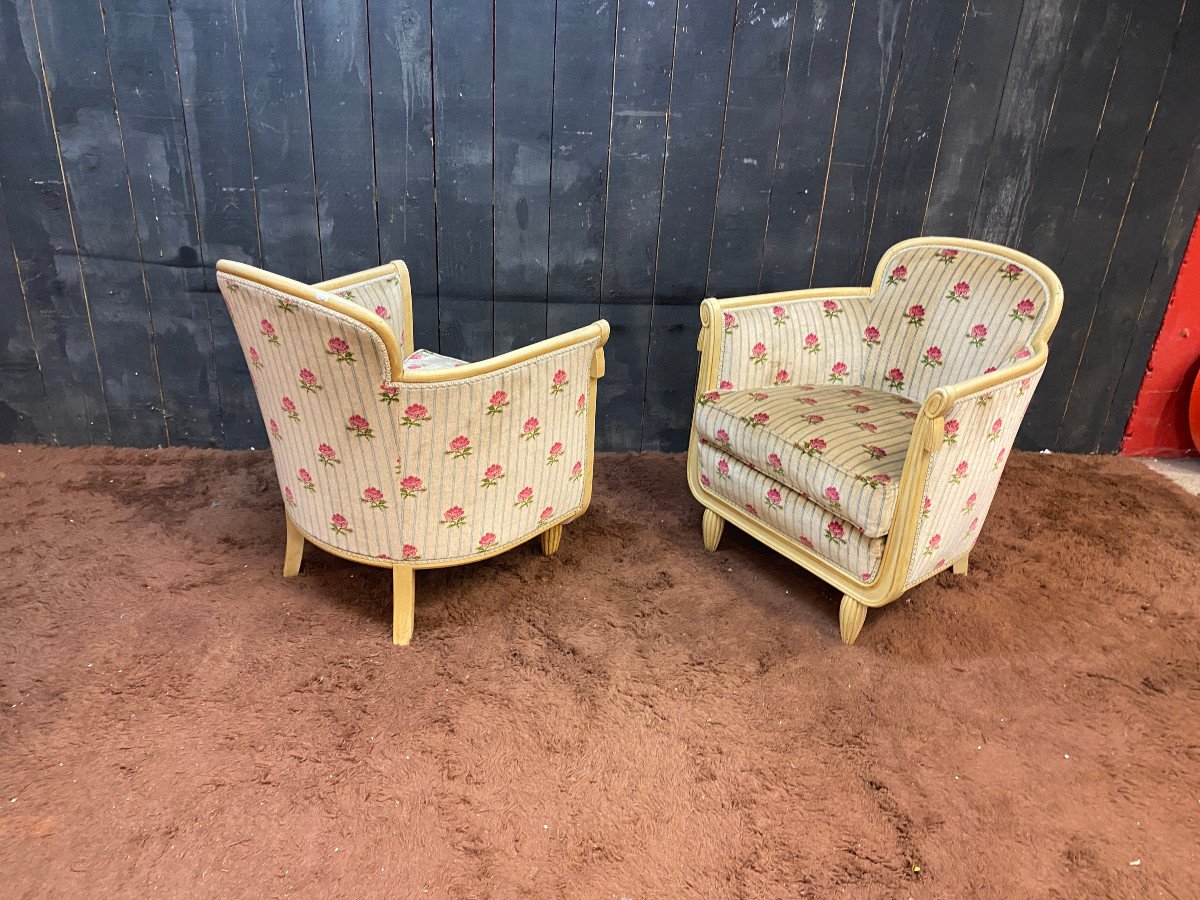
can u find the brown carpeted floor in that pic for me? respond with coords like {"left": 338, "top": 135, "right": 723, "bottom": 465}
{"left": 1, "top": 446, "right": 1199, "bottom": 897}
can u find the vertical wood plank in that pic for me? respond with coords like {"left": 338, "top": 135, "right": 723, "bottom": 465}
{"left": 369, "top": 0, "right": 439, "bottom": 349}
{"left": 758, "top": 0, "right": 853, "bottom": 292}
{"left": 809, "top": 0, "right": 910, "bottom": 287}
{"left": 1057, "top": 1, "right": 1198, "bottom": 451}
{"left": 0, "top": 190, "right": 46, "bottom": 443}
{"left": 861, "top": 0, "right": 970, "bottom": 277}
{"left": 33, "top": 0, "right": 168, "bottom": 447}
{"left": 431, "top": 0, "right": 494, "bottom": 360}
{"left": 968, "top": 0, "right": 1080, "bottom": 244}
{"left": 922, "top": 0, "right": 1024, "bottom": 235}
{"left": 0, "top": 0, "right": 109, "bottom": 444}
{"left": 238, "top": 0, "right": 322, "bottom": 282}
{"left": 705, "top": 0, "right": 799, "bottom": 297}
{"left": 301, "top": 0, "right": 379, "bottom": 278}
{"left": 1021, "top": 0, "right": 1183, "bottom": 451}
{"left": 104, "top": 0, "right": 222, "bottom": 446}
{"left": 546, "top": 0, "right": 617, "bottom": 337}
{"left": 172, "top": 0, "right": 265, "bottom": 448}
{"left": 596, "top": 0, "right": 677, "bottom": 451}
{"left": 493, "top": 0, "right": 555, "bottom": 354}
{"left": 642, "top": 0, "right": 736, "bottom": 450}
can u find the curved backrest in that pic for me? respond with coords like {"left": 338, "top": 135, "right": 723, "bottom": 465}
{"left": 864, "top": 238, "right": 1062, "bottom": 401}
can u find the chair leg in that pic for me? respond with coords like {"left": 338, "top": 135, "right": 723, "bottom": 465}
{"left": 540, "top": 524, "right": 563, "bottom": 557}
{"left": 839, "top": 594, "right": 868, "bottom": 646}
{"left": 952, "top": 554, "right": 969, "bottom": 576}
{"left": 702, "top": 508, "right": 724, "bottom": 552}
{"left": 283, "top": 515, "right": 304, "bottom": 577}
{"left": 392, "top": 567, "right": 415, "bottom": 646}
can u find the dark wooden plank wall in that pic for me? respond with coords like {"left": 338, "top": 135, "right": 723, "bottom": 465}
{"left": 1, "top": 0, "right": 1197, "bottom": 453}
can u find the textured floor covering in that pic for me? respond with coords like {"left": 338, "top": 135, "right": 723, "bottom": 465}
{"left": 2, "top": 446, "right": 1199, "bottom": 898}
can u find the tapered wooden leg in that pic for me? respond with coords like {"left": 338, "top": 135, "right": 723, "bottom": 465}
{"left": 283, "top": 515, "right": 304, "bottom": 577}
{"left": 952, "top": 555, "right": 969, "bottom": 576}
{"left": 540, "top": 524, "right": 563, "bottom": 557}
{"left": 392, "top": 567, "right": 415, "bottom": 646}
{"left": 702, "top": 508, "right": 724, "bottom": 552}
{"left": 839, "top": 594, "right": 868, "bottom": 646}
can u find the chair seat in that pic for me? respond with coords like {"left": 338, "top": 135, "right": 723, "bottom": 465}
{"left": 403, "top": 348, "right": 467, "bottom": 371}
{"left": 694, "top": 384, "right": 918, "bottom": 537}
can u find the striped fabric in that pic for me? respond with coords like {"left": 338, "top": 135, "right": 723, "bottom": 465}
{"left": 217, "top": 272, "right": 602, "bottom": 566}
{"left": 694, "top": 385, "right": 915, "bottom": 537}
{"left": 904, "top": 365, "right": 1043, "bottom": 587}
{"left": 713, "top": 243, "right": 1049, "bottom": 402}
{"left": 330, "top": 272, "right": 409, "bottom": 352}
{"left": 696, "top": 442, "right": 885, "bottom": 582}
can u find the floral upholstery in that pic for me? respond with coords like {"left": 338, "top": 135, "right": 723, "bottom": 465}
{"left": 217, "top": 270, "right": 605, "bottom": 567}
{"left": 694, "top": 385, "right": 915, "bottom": 537}
{"left": 329, "top": 271, "right": 409, "bottom": 350}
{"left": 689, "top": 237, "right": 1062, "bottom": 641}
{"left": 403, "top": 349, "right": 467, "bottom": 371}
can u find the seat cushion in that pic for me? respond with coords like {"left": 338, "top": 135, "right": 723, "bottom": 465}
{"left": 696, "top": 442, "right": 885, "bottom": 583}
{"left": 403, "top": 349, "right": 467, "bottom": 371}
{"left": 694, "top": 384, "right": 917, "bottom": 538}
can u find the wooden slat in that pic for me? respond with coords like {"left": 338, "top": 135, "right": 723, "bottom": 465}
{"left": 0, "top": 0, "right": 108, "bottom": 445}
{"left": 104, "top": 0, "right": 222, "bottom": 446}
{"left": 809, "top": 0, "right": 911, "bottom": 287}
{"left": 922, "top": 0, "right": 1025, "bottom": 236}
{"left": 431, "top": 0, "right": 494, "bottom": 360}
{"left": 301, "top": 0, "right": 379, "bottom": 278}
{"left": 758, "top": 0, "right": 853, "bottom": 291}
{"left": 493, "top": 0, "right": 554, "bottom": 354}
{"left": 238, "top": 0, "right": 322, "bottom": 282}
{"left": 546, "top": 0, "right": 618, "bottom": 337}
{"left": 0, "top": 189, "right": 46, "bottom": 443}
{"left": 33, "top": 0, "right": 167, "bottom": 447}
{"left": 705, "top": 0, "right": 799, "bottom": 297}
{"left": 369, "top": 0, "right": 439, "bottom": 349}
{"left": 172, "top": 0, "right": 264, "bottom": 448}
{"left": 642, "top": 0, "right": 737, "bottom": 450}
{"left": 1058, "top": 1, "right": 1199, "bottom": 451}
{"left": 1021, "top": 0, "right": 1183, "bottom": 451}
{"left": 969, "top": 0, "right": 1080, "bottom": 244}
{"left": 861, "top": 0, "right": 970, "bottom": 279}
{"left": 596, "top": 0, "right": 678, "bottom": 451}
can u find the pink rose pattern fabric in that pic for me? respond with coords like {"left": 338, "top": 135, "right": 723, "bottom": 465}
{"left": 903, "top": 366, "right": 1043, "bottom": 587}
{"left": 329, "top": 271, "right": 409, "bottom": 353}
{"left": 696, "top": 243, "right": 1051, "bottom": 582}
{"left": 218, "top": 273, "right": 601, "bottom": 565}
{"left": 697, "top": 443, "right": 885, "bottom": 581}
{"left": 710, "top": 245, "right": 1049, "bottom": 402}
{"left": 402, "top": 349, "right": 468, "bottom": 371}
{"left": 694, "top": 385, "right": 913, "bottom": 537}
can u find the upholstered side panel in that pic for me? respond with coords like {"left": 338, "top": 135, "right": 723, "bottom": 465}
{"left": 695, "top": 441, "right": 885, "bottom": 583}
{"left": 329, "top": 271, "right": 409, "bottom": 353}
{"left": 866, "top": 243, "right": 1051, "bottom": 401}
{"left": 904, "top": 366, "right": 1044, "bottom": 587}
{"left": 710, "top": 295, "right": 876, "bottom": 394}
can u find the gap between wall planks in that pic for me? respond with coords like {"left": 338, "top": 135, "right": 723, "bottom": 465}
{"left": 0, "top": 0, "right": 1198, "bottom": 453}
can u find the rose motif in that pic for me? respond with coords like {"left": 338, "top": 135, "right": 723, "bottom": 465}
{"left": 269, "top": 419, "right": 281, "bottom": 438}
{"left": 298, "top": 468, "right": 315, "bottom": 491}
{"left": 1011, "top": 297, "right": 1036, "bottom": 321}
{"left": 863, "top": 325, "right": 881, "bottom": 347}
{"left": 346, "top": 414, "right": 374, "bottom": 439}
{"left": 803, "top": 332, "right": 820, "bottom": 353}
{"left": 398, "top": 475, "right": 425, "bottom": 498}
{"left": 515, "top": 486, "right": 534, "bottom": 508}
{"left": 446, "top": 435, "right": 472, "bottom": 459}
{"left": 723, "top": 312, "right": 738, "bottom": 333}
{"left": 284, "top": 486, "right": 295, "bottom": 504}
{"left": 767, "top": 452, "right": 783, "bottom": 473}
{"left": 401, "top": 403, "right": 430, "bottom": 427}
{"left": 823, "top": 487, "right": 841, "bottom": 507}
{"left": 716, "top": 459, "right": 730, "bottom": 477}
{"left": 570, "top": 460, "right": 583, "bottom": 481}
{"left": 299, "top": 368, "right": 322, "bottom": 392}
{"left": 488, "top": 390, "right": 510, "bottom": 415}
{"left": 317, "top": 443, "right": 340, "bottom": 466}
{"left": 249, "top": 347, "right": 263, "bottom": 369}
{"left": 550, "top": 369, "right": 569, "bottom": 394}
{"left": 443, "top": 506, "right": 467, "bottom": 528}
{"left": 904, "top": 304, "right": 926, "bottom": 326}
{"left": 378, "top": 383, "right": 401, "bottom": 404}
{"left": 750, "top": 342, "right": 768, "bottom": 364}
{"left": 361, "top": 486, "right": 387, "bottom": 509}
{"left": 946, "top": 281, "right": 970, "bottom": 302}
{"left": 481, "top": 463, "right": 505, "bottom": 487}
{"left": 828, "top": 361, "right": 848, "bottom": 383}
{"left": 330, "top": 513, "right": 351, "bottom": 535}
{"left": 401, "top": 544, "right": 420, "bottom": 561}
{"left": 521, "top": 417, "right": 541, "bottom": 440}
{"left": 824, "top": 520, "right": 847, "bottom": 544}
{"left": 539, "top": 506, "right": 554, "bottom": 522}
{"left": 886, "top": 264, "right": 908, "bottom": 285}
{"left": 547, "top": 441, "right": 564, "bottom": 464}
{"left": 326, "top": 336, "right": 356, "bottom": 363}
{"left": 576, "top": 392, "right": 587, "bottom": 415}
{"left": 885, "top": 367, "right": 905, "bottom": 391}
{"left": 922, "top": 346, "right": 943, "bottom": 368}
{"left": 476, "top": 532, "right": 497, "bottom": 553}
{"left": 774, "top": 369, "right": 791, "bottom": 385}
{"left": 260, "top": 319, "right": 279, "bottom": 344}
{"left": 968, "top": 323, "right": 988, "bottom": 346}
{"left": 715, "top": 428, "right": 730, "bottom": 445}
{"left": 765, "top": 488, "right": 782, "bottom": 509}
{"left": 375, "top": 305, "right": 389, "bottom": 318}
{"left": 822, "top": 300, "right": 841, "bottom": 318}
{"left": 718, "top": 381, "right": 733, "bottom": 391}
{"left": 1000, "top": 262, "right": 1023, "bottom": 280}
{"left": 935, "top": 248, "right": 958, "bottom": 263}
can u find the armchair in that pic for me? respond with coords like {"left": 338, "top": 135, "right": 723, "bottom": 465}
{"left": 688, "top": 237, "right": 1063, "bottom": 643}
{"left": 216, "top": 259, "right": 608, "bottom": 645}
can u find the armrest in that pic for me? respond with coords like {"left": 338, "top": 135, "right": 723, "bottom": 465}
{"left": 888, "top": 350, "right": 1048, "bottom": 591}
{"left": 696, "top": 288, "right": 872, "bottom": 394}
{"left": 314, "top": 261, "right": 415, "bottom": 358}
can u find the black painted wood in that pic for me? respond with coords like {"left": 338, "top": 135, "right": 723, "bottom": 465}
{"left": 34, "top": 0, "right": 168, "bottom": 448}
{"left": 596, "top": 0, "right": 677, "bottom": 451}
{"left": 105, "top": 0, "right": 222, "bottom": 447}
{"left": 546, "top": 0, "right": 617, "bottom": 338}
{"left": 369, "top": 0, "right": 440, "bottom": 350}
{"left": 642, "top": 0, "right": 737, "bottom": 450}
{"left": 0, "top": 0, "right": 108, "bottom": 445}
{"left": 705, "top": 0, "right": 798, "bottom": 297}
{"left": 493, "top": 0, "right": 555, "bottom": 355}
{"left": 1, "top": 0, "right": 1198, "bottom": 453}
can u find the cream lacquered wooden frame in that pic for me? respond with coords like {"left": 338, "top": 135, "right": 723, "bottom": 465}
{"left": 216, "top": 259, "right": 609, "bottom": 645}
{"left": 686, "top": 236, "right": 1064, "bottom": 644}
